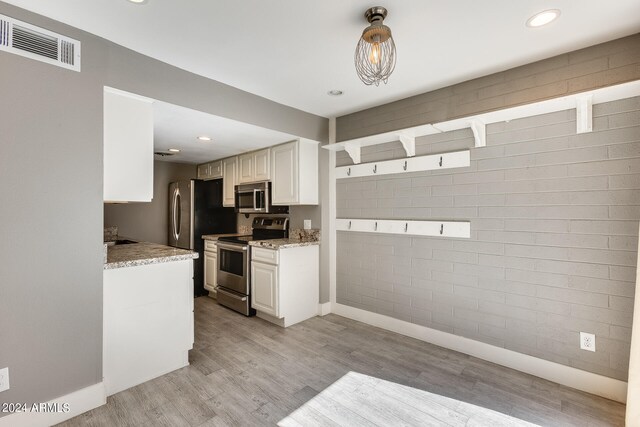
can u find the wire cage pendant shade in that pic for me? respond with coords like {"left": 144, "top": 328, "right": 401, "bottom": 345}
{"left": 355, "top": 6, "right": 396, "bottom": 86}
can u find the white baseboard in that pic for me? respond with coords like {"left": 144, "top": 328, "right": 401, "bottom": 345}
{"left": 318, "top": 302, "right": 332, "bottom": 316}
{"left": 0, "top": 382, "right": 106, "bottom": 427}
{"left": 333, "top": 303, "right": 628, "bottom": 403}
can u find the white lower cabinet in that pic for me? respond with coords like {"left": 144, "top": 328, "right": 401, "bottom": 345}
{"left": 251, "top": 262, "right": 278, "bottom": 316}
{"left": 204, "top": 241, "right": 217, "bottom": 296}
{"left": 103, "top": 260, "right": 193, "bottom": 396}
{"left": 250, "top": 245, "right": 319, "bottom": 327}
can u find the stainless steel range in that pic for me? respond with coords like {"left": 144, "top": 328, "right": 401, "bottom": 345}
{"left": 216, "top": 217, "right": 289, "bottom": 316}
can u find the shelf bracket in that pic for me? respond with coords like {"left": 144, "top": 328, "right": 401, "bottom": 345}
{"left": 576, "top": 95, "right": 593, "bottom": 134}
{"left": 344, "top": 142, "right": 361, "bottom": 164}
{"left": 398, "top": 134, "right": 416, "bottom": 157}
{"left": 469, "top": 120, "right": 486, "bottom": 148}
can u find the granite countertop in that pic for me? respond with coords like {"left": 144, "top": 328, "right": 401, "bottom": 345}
{"left": 202, "top": 233, "right": 244, "bottom": 241}
{"left": 104, "top": 242, "right": 198, "bottom": 270}
{"left": 248, "top": 238, "right": 320, "bottom": 249}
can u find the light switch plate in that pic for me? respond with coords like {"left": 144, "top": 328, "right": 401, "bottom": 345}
{"left": 304, "top": 219, "right": 311, "bottom": 230}
{"left": 0, "top": 367, "right": 9, "bottom": 392}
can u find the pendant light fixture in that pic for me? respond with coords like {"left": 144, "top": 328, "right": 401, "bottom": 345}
{"left": 355, "top": 6, "right": 396, "bottom": 86}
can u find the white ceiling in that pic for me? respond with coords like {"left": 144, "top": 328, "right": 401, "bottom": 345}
{"left": 5, "top": 1, "right": 640, "bottom": 165}
{"left": 4, "top": 0, "right": 640, "bottom": 118}
{"left": 152, "top": 101, "right": 296, "bottom": 164}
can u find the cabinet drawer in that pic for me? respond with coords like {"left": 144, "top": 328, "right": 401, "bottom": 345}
{"left": 251, "top": 247, "right": 278, "bottom": 264}
{"left": 204, "top": 241, "right": 217, "bottom": 252}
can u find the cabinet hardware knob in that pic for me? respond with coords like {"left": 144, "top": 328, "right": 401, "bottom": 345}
{"left": 373, "top": 165, "right": 377, "bottom": 173}
{"left": 347, "top": 167, "right": 351, "bottom": 176}
{"left": 403, "top": 161, "right": 407, "bottom": 171}
{"left": 440, "top": 224, "right": 444, "bottom": 235}
{"left": 439, "top": 156, "right": 443, "bottom": 167}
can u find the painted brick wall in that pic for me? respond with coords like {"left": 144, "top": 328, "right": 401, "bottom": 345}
{"left": 336, "top": 33, "right": 640, "bottom": 142}
{"left": 336, "top": 96, "right": 640, "bottom": 381}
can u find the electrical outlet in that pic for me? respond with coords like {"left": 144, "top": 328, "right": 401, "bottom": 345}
{"left": 0, "top": 367, "right": 9, "bottom": 392}
{"left": 303, "top": 219, "right": 312, "bottom": 230}
{"left": 580, "top": 332, "right": 596, "bottom": 352}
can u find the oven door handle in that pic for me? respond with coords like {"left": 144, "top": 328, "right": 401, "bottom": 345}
{"left": 216, "top": 242, "right": 248, "bottom": 251}
{"left": 215, "top": 286, "right": 248, "bottom": 302}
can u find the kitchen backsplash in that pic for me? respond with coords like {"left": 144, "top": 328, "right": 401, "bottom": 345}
{"left": 104, "top": 226, "right": 118, "bottom": 242}
{"left": 290, "top": 228, "right": 320, "bottom": 242}
{"left": 238, "top": 224, "right": 252, "bottom": 234}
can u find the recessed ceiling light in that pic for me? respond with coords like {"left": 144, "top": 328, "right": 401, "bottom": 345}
{"left": 168, "top": 148, "right": 180, "bottom": 153}
{"left": 197, "top": 136, "right": 212, "bottom": 142}
{"left": 328, "top": 90, "right": 344, "bottom": 96}
{"left": 526, "top": 9, "right": 560, "bottom": 28}
{"left": 127, "top": 0, "right": 148, "bottom": 4}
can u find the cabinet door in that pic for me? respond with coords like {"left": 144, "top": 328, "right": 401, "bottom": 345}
{"left": 271, "top": 141, "right": 298, "bottom": 204}
{"left": 238, "top": 153, "right": 254, "bottom": 184}
{"left": 251, "top": 261, "right": 279, "bottom": 317}
{"left": 253, "top": 148, "right": 271, "bottom": 181}
{"left": 210, "top": 160, "right": 223, "bottom": 179}
{"left": 204, "top": 250, "right": 217, "bottom": 293}
{"left": 222, "top": 157, "right": 237, "bottom": 207}
{"left": 103, "top": 88, "right": 153, "bottom": 202}
{"left": 197, "top": 163, "right": 210, "bottom": 180}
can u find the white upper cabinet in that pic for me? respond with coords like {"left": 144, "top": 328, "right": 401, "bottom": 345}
{"left": 253, "top": 148, "right": 271, "bottom": 181}
{"left": 271, "top": 139, "right": 318, "bottom": 205}
{"left": 197, "top": 163, "right": 210, "bottom": 180}
{"left": 210, "top": 160, "right": 223, "bottom": 179}
{"left": 222, "top": 156, "right": 238, "bottom": 207}
{"left": 197, "top": 160, "right": 222, "bottom": 180}
{"left": 238, "top": 152, "right": 254, "bottom": 184}
{"left": 238, "top": 148, "right": 271, "bottom": 184}
{"left": 103, "top": 87, "right": 153, "bottom": 202}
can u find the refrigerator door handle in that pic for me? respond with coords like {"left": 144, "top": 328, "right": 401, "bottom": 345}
{"left": 176, "top": 189, "right": 182, "bottom": 239}
{"left": 170, "top": 187, "right": 175, "bottom": 242}
{"left": 172, "top": 188, "right": 181, "bottom": 242}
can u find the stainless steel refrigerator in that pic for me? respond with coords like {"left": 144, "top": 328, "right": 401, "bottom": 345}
{"left": 169, "top": 179, "right": 237, "bottom": 296}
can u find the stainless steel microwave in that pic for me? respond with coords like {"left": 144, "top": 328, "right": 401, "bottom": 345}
{"left": 234, "top": 181, "right": 288, "bottom": 214}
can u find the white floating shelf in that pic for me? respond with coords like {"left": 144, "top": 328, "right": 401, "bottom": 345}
{"left": 336, "top": 219, "right": 471, "bottom": 239}
{"left": 335, "top": 150, "right": 470, "bottom": 179}
{"left": 324, "top": 79, "right": 640, "bottom": 162}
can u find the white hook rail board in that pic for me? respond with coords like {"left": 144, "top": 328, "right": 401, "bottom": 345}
{"left": 336, "top": 149, "right": 470, "bottom": 179}
{"left": 336, "top": 219, "right": 470, "bottom": 238}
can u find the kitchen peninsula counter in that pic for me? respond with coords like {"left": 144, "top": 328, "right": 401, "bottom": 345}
{"left": 104, "top": 242, "right": 198, "bottom": 270}
{"left": 103, "top": 241, "right": 196, "bottom": 396}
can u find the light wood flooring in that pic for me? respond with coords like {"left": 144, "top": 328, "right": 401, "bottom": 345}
{"left": 58, "top": 296, "right": 626, "bottom": 426}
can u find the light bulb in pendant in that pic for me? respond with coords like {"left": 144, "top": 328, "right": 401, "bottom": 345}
{"left": 369, "top": 42, "right": 381, "bottom": 64}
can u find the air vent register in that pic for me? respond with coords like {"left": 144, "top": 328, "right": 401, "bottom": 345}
{"left": 0, "top": 14, "right": 81, "bottom": 72}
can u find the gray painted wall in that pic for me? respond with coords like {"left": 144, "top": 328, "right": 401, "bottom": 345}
{"left": 0, "top": 10, "right": 105, "bottom": 409}
{"left": 336, "top": 97, "right": 640, "bottom": 381}
{"left": 104, "top": 161, "right": 196, "bottom": 245}
{"left": 0, "top": 1, "right": 327, "bottom": 412}
{"left": 337, "top": 33, "right": 640, "bottom": 142}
